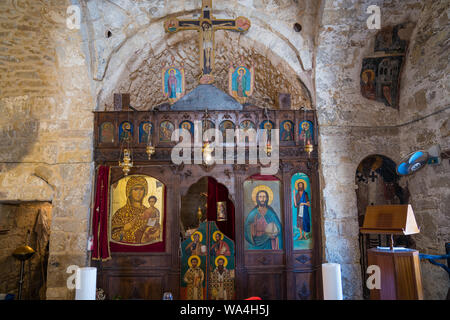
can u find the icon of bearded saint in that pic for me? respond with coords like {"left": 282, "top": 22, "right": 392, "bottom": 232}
{"left": 244, "top": 187, "right": 283, "bottom": 250}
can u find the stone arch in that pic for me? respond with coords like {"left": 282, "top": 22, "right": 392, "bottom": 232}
{"left": 354, "top": 154, "right": 413, "bottom": 299}
{"left": 78, "top": 3, "right": 316, "bottom": 111}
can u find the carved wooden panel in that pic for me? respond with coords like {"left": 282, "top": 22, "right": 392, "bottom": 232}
{"left": 94, "top": 110, "right": 318, "bottom": 164}
{"left": 293, "top": 252, "right": 313, "bottom": 269}
{"left": 99, "top": 253, "right": 172, "bottom": 269}
{"left": 244, "top": 251, "right": 285, "bottom": 267}
{"left": 246, "top": 272, "right": 284, "bottom": 300}
{"left": 93, "top": 108, "right": 321, "bottom": 300}
{"left": 106, "top": 274, "right": 164, "bottom": 300}
{"left": 294, "top": 272, "right": 314, "bottom": 300}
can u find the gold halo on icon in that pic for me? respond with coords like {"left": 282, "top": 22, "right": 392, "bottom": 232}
{"left": 181, "top": 121, "right": 192, "bottom": 130}
{"left": 362, "top": 69, "right": 375, "bottom": 83}
{"left": 190, "top": 231, "right": 203, "bottom": 242}
{"left": 188, "top": 255, "right": 201, "bottom": 268}
{"left": 143, "top": 123, "right": 152, "bottom": 133}
{"left": 301, "top": 122, "right": 310, "bottom": 130}
{"left": 263, "top": 122, "right": 273, "bottom": 130}
{"left": 212, "top": 231, "right": 224, "bottom": 242}
{"left": 294, "top": 179, "right": 308, "bottom": 191}
{"left": 237, "top": 67, "right": 247, "bottom": 75}
{"left": 168, "top": 68, "right": 177, "bottom": 74}
{"left": 251, "top": 185, "right": 273, "bottom": 206}
{"left": 122, "top": 122, "right": 131, "bottom": 130}
{"left": 215, "top": 255, "right": 228, "bottom": 267}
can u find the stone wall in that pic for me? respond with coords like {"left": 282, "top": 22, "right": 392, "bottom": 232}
{"left": 0, "top": 0, "right": 94, "bottom": 299}
{"left": 398, "top": 0, "right": 450, "bottom": 300}
{"left": 316, "top": 0, "right": 449, "bottom": 299}
{"left": 110, "top": 33, "right": 312, "bottom": 111}
{"left": 316, "top": 0, "right": 424, "bottom": 299}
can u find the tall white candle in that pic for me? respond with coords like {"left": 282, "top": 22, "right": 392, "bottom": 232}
{"left": 75, "top": 267, "right": 97, "bottom": 300}
{"left": 322, "top": 263, "right": 343, "bottom": 300}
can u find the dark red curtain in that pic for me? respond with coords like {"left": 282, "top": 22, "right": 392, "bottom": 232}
{"left": 92, "top": 166, "right": 111, "bottom": 261}
{"left": 207, "top": 177, "right": 235, "bottom": 240}
{"left": 247, "top": 174, "right": 280, "bottom": 181}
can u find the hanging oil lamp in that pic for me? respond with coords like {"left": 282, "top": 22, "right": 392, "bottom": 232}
{"left": 305, "top": 140, "right": 313, "bottom": 156}
{"left": 302, "top": 106, "right": 314, "bottom": 157}
{"left": 197, "top": 206, "right": 203, "bottom": 223}
{"left": 119, "top": 148, "right": 133, "bottom": 176}
{"left": 202, "top": 141, "right": 214, "bottom": 165}
{"left": 146, "top": 110, "right": 156, "bottom": 160}
{"left": 265, "top": 138, "right": 272, "bottom": 156}
{"left": 201, "top": 108, "right": 215, "bottom": 166}
{"left": 263, "top": 107, "right": 272, "bottom": 156}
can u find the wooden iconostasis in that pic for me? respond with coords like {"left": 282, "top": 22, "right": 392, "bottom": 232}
{"left": 92, "top": 108, "right": 322, "bottom": 300}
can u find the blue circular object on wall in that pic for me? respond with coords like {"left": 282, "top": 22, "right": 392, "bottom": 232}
{"left": 408, "top": 151, "right": 424, "bottom": 164}
{"left": 397, "top": 162, "right": 409, "bottom": 175}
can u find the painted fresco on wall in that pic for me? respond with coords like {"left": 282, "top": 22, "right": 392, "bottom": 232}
{"left": 374, "top": 24, "right": 408, "bottom": 53}
{"left": 299, "top": 120, "right": 314, "bottom": 145}
{"left": 360, "top": 55, "right": 403, "bottom": 109}
{"left": 119, "top": 121, "right": 133, "bottom": 142}
{"left": 243, "top": 178, "right": 283, "bottom": 250}
{"left": 109, "top": 175, "right": 164, "bottom": 246}
{"left": 162, "top": 57, "right": 185, "bottom": 104}
{"left": 228, "top": 63, "right": 254, "bottom": 104}
{"left": 360, "top": 23, "right": 409, "bottom": 109}
{"left": 139, "top": 121, "right": 153, "bottom": 144}
{"left": 292, "top": 173, "right": 313, "bottom": 250}
{"left": 280, "top": 120, "right": 294, "bottom": 141}
{"left": 100, "top": 122, "right": 114, "bottom": 144}
{"left": 180, "top": 221, "right": 235, "bottom": 300}
{"left": 159, "top": 121, "right": 174, "bottom": 142}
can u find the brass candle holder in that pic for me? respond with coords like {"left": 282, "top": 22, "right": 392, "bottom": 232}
{"left": 119, "top": 148, "right": 133, "bottom": 176}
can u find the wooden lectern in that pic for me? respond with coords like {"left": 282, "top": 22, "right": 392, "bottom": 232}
{"left": 360, "top": 205, "right": 423, "bottom": 300}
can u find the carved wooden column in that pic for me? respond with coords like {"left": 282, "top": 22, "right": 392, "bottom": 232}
{"left": 282, "top": 161, "right": 295, "bottom": 299}
{"left": 234, "top": 168, "right": 246, "bottom": 299}
{"left": 168, "top": 171, "right": 181, "bottom": 298}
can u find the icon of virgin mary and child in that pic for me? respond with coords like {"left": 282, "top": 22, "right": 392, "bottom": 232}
{"left": 111, "top": 176, "right": 162, "bottom": 245}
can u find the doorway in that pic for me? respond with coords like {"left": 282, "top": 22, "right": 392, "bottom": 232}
{"left": 179, "top": 177, "right": 236, "bottom": 300}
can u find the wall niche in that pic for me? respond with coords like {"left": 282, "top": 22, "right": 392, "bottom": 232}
{"left": 0, "top": 202, "right": 52, "bottom": 300}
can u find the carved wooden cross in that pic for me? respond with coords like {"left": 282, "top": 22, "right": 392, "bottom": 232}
{"left": 164, "top": 0, "right": 251, "bottom": 83}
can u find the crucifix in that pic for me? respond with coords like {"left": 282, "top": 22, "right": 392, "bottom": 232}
{"left": 164, "top": 0, "right": 251, "bottom": 84}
